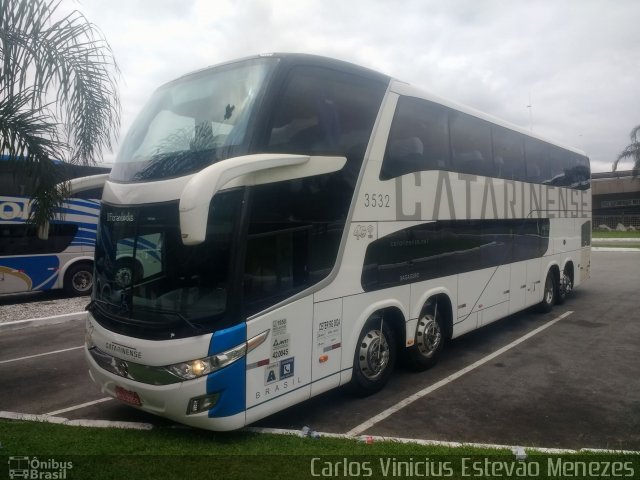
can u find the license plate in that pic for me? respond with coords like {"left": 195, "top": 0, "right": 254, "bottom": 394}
{"left": 115, "top": 386, "right": 142, "bottom": 406}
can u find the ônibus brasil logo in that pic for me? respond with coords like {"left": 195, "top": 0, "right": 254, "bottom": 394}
{"left": 8, "top": 456, "right": 73, "bottom": 479}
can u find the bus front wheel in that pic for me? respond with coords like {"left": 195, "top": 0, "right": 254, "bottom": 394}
{"left": 348, "top": 315, "right": 397, "bottom": 397}
{"left": 64, "top": 262, "right": 93, "bottom": 296}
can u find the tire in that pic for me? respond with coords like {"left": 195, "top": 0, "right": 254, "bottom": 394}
{"left": 406, "top": 305, "right": 445, "bottom": 371}
{"left": 537, "top": 270, "right": 556, "bottom": 313}
{"left": 63, "top": 262, "right": 93, "bottom": 296}
{"left": 556, "top": 268, "right": 573, "bottom": 305}
{"left": 114, "top": 258, "right": 141, "bottom": 288}
{"left": 348, "top": 315, "right": 397, "bottom": 397}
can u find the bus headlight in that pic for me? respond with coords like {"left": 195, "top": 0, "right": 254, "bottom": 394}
{"left": 165, "top": 329, "right": 269, "bottom": 381}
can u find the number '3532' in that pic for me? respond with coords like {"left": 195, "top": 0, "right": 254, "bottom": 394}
{"left": 364, "top": 193, "right": 390, "bottom": 208}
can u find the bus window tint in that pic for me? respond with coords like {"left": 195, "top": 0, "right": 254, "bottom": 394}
{"left": 525, "top": 138, "right": 550, "bottom": 184}
{"left": 380, "top": 97, "right": 450, "bottom": 180}
{"left": 0, "top": 224, "right": 78, "bottom": 256}
{"left": 242, "top": 182, "right": 341, "bottom": 316}
{"left": 492, "top": 126, "right": 526, "bottom": 181}
{"left": 450, "top": 112, "right": 494, "bottom": 177}
{"left": 267, "top": 66, "right": 384, "bottom": 163}
{"left": 547, "top": 145, "right": 571, "bottom": 186}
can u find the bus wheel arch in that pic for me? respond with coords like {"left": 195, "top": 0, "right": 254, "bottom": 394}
{"left": 63, "top": 261, "right": 94, "bottom": 296}
{"left": 406, "top": 294, "right": 452, "bottom": 371}
{"left": 347, "top": 307, "right": 403, "bottom": 397}
{"left": 557, "top": 261, "right": 574, "bottom": 305}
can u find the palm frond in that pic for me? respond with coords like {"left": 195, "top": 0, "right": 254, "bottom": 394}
{"left": 612, "top": 124, "right": 640, "bottom": 177}
{"left": 0, "top": 0, "right": 120, "bottom": 166}
{"left": 0, "top": 0, "right": 120, "bottom": 230}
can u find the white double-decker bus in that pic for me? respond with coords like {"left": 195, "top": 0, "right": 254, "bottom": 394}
{"left": 85, "top": 53, "right": 591, "bottom": 430}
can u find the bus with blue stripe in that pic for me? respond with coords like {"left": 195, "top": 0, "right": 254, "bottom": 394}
{"left": 85, "top": 54, "right": 590, "bottom": 431}
{"left": 0, "top": 158, "right": 110, "bottom": 296}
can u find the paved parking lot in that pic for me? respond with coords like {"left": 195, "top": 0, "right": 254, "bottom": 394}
{"left": 1, "top": 251, "right": 639, "bottom": 450}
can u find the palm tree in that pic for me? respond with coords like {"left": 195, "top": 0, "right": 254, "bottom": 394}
{"left": 0, "top": 0, "right": 120, "bottom": 230}
{"left": 612, "top": 125, "right": 640, "bottom": 177}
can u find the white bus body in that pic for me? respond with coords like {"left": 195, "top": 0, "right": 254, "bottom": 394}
{"left": 85, "top": 54, "right": 591, "bottom": 430}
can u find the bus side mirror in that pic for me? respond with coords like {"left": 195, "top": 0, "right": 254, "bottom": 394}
{"left": 38, "top": 174, "right": 111, "bottom": 240}
{"left": 179, "top": 153, "right": 346, "bottom": 245}
{"left": 67, "top": 173, "right": 110, "bottom": 195}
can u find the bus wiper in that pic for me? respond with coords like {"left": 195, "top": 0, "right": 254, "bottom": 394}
{"left": 91, "top": 297, "right": 131, "bottom": 315}
{"left": 132, "top": 305, "right": 204, "bottom": 335}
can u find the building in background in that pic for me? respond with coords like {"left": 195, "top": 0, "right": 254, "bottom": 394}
{"left": 592, "top": 170, "right": 640, "bottom": 230}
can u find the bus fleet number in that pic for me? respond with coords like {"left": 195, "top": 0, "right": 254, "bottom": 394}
{"left": 363, "top": 193, "right": 390, "bottom": 208}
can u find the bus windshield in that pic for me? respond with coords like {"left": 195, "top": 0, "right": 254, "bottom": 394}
{"left": 93, "top": 190, "right": 243, "bottom": 338}
{"left": 112, "top": 57, "right": 277, "bottom": 182}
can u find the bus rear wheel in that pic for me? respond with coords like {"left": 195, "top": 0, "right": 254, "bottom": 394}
{"left": 348, "top": 315, "right": 397, "bottom": 397}
{"left": 406, "top": 305, "right": 444, "bottom": 371}
{"left": 537, "top": 270, "right": 556, "bottom": 313}
{"left": 64, "top": 262, "right": 93, "bottom": 296}
{"left": 556, "top": 268, "right": 573, "bottom": 305}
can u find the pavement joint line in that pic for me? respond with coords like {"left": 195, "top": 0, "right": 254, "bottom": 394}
{"left": 0, "top": 346, "right": 84, "bottom": 365}
{"left": 345, "top": 310, "right": 574, "bottom": 437}
{"left": 0, "top": 311, "right": 87, "bottom": 331}
{"left": 45, "top": 397, "right": 114, "bottom": 416}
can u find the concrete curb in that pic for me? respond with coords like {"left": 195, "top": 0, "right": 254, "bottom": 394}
{"left": 592, "top": 247, "right": 640, "bottom": 252}
{"left": 2, "top": 411, "right": 637, "bottom": 454}
{"left": 0, "top": 411, "right": 153, "bottom": 430}
{"left": 0, "top": 311, "right": 87, "bottom": 331}
{"left": 245, "top": 427, "right": 640, "bottom": 455}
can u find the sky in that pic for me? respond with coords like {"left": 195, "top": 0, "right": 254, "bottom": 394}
{"left": 76, "top": 0, "right": 640, "bottom": 173}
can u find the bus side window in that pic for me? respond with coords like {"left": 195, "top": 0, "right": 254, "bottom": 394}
{"left": 492, "top": 126, "right": 526, "bottom": 182}
{"left": 449, "top": 111, "right": 494, "bottom": 178}
{"left": 380, "top": 97, "right": 450, "bottom": 180}
{"left": 524, "top": 138, "right": 549, "bottom": 184}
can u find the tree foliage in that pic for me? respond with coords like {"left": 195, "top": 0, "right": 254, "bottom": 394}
{"left": 612, "top": 125, "right": 640, "bottom": 178}
{"left": 0, "top": 0, "right": 119, "bottom": 228}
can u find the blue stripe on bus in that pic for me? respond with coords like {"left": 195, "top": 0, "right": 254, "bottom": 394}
{"left": 206, "top": 323, "right": 247, "bottom": 418}
{"left": 61, "top": 221, "right": 97, "bottom": 231}
{"left": 206, "top": 359, "right": 246, "bottom": 418}
{"left": 57, "top": 207, "right": 100, "bottom": 218}
{"left": 66, "top": 199, "right": 100, "bottom": 209}
{"left": 73, "top": 230, "right": 97, "bottom": 238}
{"left": 0, "top": 256, "right": 59, "bottom": 291}
{"left": 71, "top": 241, "right": 96, "bottom": 247}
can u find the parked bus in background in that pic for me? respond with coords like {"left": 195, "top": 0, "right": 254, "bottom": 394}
{"left": 0, "top": 156, "right": 110, "bottom": 296}
{"left": 84, "top": 54, "right": 591, "bottom": 430}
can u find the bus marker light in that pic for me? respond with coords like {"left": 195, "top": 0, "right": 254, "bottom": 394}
{"left": 187, "top": 393, "right": 220, "bottom": 415}
{"left": 319, "top": 355, "right": 329, "bottom": 363}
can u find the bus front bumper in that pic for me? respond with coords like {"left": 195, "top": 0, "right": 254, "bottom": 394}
{"left": 85, "top": 348, "right": 246, "bottom": 431}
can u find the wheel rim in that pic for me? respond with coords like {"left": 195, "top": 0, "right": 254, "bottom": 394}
{"left": 544, "top": 275, "right": 554, "bottom": 304}
{"left": 416, "top": 314, "right": 441, "bottom": 358}
{"left": 72, "top": 270, "right": 93, "bottom": 293}
{"left": 115, "top": 267, "right": 132, "bottom": 288}
{"left": 560, "top": 273, "right": 572, "bottom": 296}
{"left": 357, "top": 329, "right": 390, "bottom": 381}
